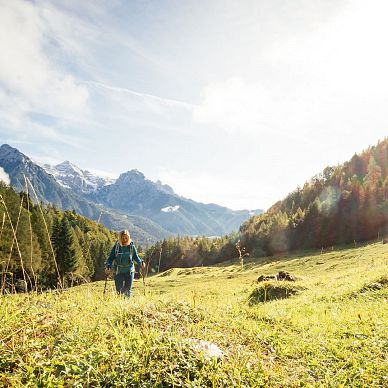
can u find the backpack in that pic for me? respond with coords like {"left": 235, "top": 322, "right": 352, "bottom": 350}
{"left": 112, "top": 241, "right": 134, "bottom": 275}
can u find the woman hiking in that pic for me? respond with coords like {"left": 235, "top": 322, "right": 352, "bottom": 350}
{"left": 105, "top": 230, "right": 145, "bottom": 297}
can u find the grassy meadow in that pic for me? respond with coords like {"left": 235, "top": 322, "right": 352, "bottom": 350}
{"left": 1, "top": 242, "right": 388, "bottom": 387}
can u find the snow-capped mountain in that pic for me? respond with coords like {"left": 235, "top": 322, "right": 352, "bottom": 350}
{"left": 41, "top": 161, "right": 115, "bottom": 194}
{"left": 89, "top": 169, "right": 262, "bottom": 236}
{"left": 1, "top": 144, "right": 263, "bottom": 239}
{"left": 0, "top": 144, "right": 170, "bottom": 243}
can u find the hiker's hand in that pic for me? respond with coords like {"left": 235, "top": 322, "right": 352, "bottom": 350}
{"left": 105, "top": 267, "right": 112, "bottom": 275}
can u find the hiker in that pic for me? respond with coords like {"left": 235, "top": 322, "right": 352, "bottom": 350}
{"left": 105, "top": 230, "right": 145, "bottom": 297}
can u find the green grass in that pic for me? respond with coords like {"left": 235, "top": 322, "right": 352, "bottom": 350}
{"left": 1, "top": 243, "right": 388, "bottom": 387}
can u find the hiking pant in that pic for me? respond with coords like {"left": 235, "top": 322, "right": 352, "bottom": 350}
{"left": 114, "top": 271, "right": 135, "bottom": 297}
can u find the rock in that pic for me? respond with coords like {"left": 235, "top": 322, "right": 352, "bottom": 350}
{"left": 257, "top": 274, "right": 277, "bottom": 282}
{"left": 368, "top": 282, "right": 383, "bottom": 290}
{"left": 278, "top": 271, "right": 295, "bottom": 282}
{"left": 189, "top": 339, "right": 225, "bottom": 360}
{"left": 257, "top": 271, "right": 295, "bottom": 282}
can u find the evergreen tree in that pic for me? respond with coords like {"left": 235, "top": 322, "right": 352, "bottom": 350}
{"left": 52, "top": 217, "right": 76, "bottom": 284}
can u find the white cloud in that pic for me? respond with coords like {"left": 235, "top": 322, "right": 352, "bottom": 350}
{"left": 83, "top": 79, "right": 196, "bottom": 138}
{"left": 0, "top": 0, "right": 89, "bottom": 131}
{"left": 192, "top": 77, "right": 295, "bottom": 137}
{"left": 1, "top": 0, "right": 387, "bottom": 212}
{"left": 85, "top": 81, "right": 194, "bottom": 110}
{"left": 0, "top": 167, "right": 10, "bottom": 185}
{"left": 193, "top": 77, "right": 267, "bottom": 134}
{"left": 193, "top": 0, "right": 388, "bottom": 153}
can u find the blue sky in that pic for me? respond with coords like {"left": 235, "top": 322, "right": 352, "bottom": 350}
{"left": 1, "top": 0, "right": 387, "bottom": 210}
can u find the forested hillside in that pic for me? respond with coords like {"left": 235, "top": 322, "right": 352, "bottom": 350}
{"left": 142, "top": 234, "right": 238, "bottom": 273}
{"left": 240, "top": 137, "right": 388, "bottom": 254}
{"left": 143, "top": 138, "right": 388, "bottom": 270}
{"left": 3, "top": 138, "right": 388, "bottom": 289}
{"left": 0, "top": 182, "right": 116, "bottom": 292}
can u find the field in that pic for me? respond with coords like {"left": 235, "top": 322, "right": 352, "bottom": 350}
{"left": 1, "top": 243, "right": 388, "bottom": 387}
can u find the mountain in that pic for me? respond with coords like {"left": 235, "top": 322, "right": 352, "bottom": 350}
{"left": 0, "top": 144, "right": 170, "bottom": 244}
{"left": 36, "top": 150, "right": 262, "bottom": 235}
{"left": 41, "top": 158, "right": 262, "bottom": 235}
{"left": 88, "top": 170, "right": 261, "bottom": 235}
{"left": 40, "top": 161, "right": 115, "bottom": 194}
{"left": 0, "top": 144, "right": 262, "bottom": 240}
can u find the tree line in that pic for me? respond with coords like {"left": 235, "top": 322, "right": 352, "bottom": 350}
{"left": 0, "top": 182, "right": 116, "bottom": 292}
{"left": 143, "top": 138, "right": 388, "bottom": 270}
{"left": 2, "top": 137, "right": 388, "bottom": 288}
{"left": 239, "top": 137, "right": 388, "bottom": 255}
{"left": 142, "top": 233, "right": 239, "bottom": 273}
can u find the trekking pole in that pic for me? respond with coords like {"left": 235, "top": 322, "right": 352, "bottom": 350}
{"left": 157, "top": 247, "right": 162, "bottom": 273}
{"left": 141, "top": 264, "right": 146, "bottom": 287}
{"left": 103, "top": 271, "right": 109, "bottom": 295}
{"left": 140, "top": 246, "right": 155, "bottom": 292}
{"left": 143, "top": 246, "right": 156, "bottom": 286}
{"left": 103, "top": 275, "right": 108, "bottom": 295}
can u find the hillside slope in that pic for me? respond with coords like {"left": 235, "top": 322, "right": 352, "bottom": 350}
{"left": 240, "top": 137, "right": 388, "bottom": 255}
{"left": 1, "top": 243, "right": 387, "bottom": 386}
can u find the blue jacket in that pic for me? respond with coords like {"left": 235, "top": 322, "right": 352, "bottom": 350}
{"left": 106, "top": 242, "right": 142, "bottom": 274}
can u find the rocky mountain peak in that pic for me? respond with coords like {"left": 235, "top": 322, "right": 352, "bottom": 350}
{"left": 57, "top": 160, "right": 78, "bottom": 168}
{"left": 0, "top": 144, "right": 26, "bottom": 163}
{"left": 40, "top": 160, "right": 115, "bottom": 193}
{"left": 155, "top": 180, "right": 175, "bottom": 195}
{"left": 114, "top": 170, "right": 174, "bottom": 193}
{"left": 0, "top": 144, "right": 263, "bottom": 238}
{"left": 117, "top": 169, "right": 145, "bottom": 185}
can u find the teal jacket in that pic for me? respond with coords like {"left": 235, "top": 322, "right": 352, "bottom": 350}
{"left": 106, "top": 242, "right": 142, "bottom": 274}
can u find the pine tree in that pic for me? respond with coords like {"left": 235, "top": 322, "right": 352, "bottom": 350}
{"left": 52, "top": 217, "right": 77, "bottom": 284}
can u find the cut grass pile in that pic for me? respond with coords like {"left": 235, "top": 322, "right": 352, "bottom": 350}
{"left": 248, "top": 283, "right": 306, "bottom": 305}
{"left": 1, "top": 243, "right": 388, "bottom": 386}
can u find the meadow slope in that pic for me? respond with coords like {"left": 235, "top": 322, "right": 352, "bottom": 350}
{"left": 1, "top": 243, "right": 388, "bottom": 387}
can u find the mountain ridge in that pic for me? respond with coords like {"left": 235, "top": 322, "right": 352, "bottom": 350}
{"left": 0, "top": 144, "right": 262, "bottom": 241}
{"left": 40, "top": 160, "right": 115, "bottom": 193}
{"left": 0, "top": 144, "right": 170, "bottom": 244}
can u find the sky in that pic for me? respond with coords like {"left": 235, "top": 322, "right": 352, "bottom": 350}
{"left": 0, "top": 0, "right": 387, "bottom": 210}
